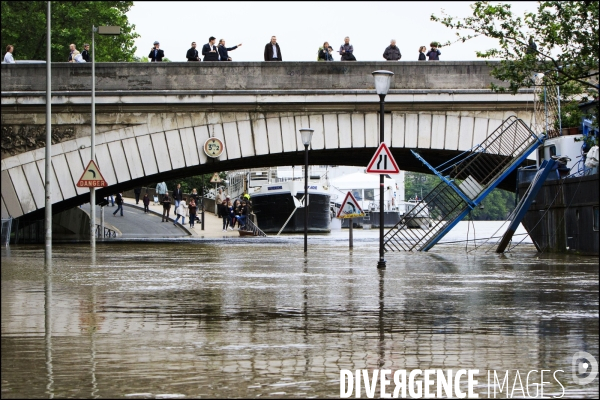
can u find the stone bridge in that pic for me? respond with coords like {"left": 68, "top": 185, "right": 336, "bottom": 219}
{"left": 1, "top": 62, "right": 535, "bottom": 220}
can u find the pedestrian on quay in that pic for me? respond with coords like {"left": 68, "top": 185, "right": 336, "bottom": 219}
{"left": 383, "top": 39, "right": 402, "bottom": 61}
{"left": 174, "top": 197, "right": 188, "bottom": 225}
{"left": 149, "top": 41, "right": 165, "bottom": 62}
{"left": 231, "top": 199, "right": 241, "bottom": 229}
{"left": 264, "top": 36, "right": 282, "bottom": 61}
{"left": 190, "top": 188, "right": 201, "bottom": 224}
{"left": 68, "top": 43, "right": 80, "bottom": 62}
{"left": 219, "top": 199, "right": 230, "bottom": 231}
{"left": 418, "top": 46, "right": 427, "bottom": 61}
{"left": 134, "top": 187, "right": 142, "bottom": 205}
{"left": 161, "top": 193, "right": 172, "bottom": 222}
{"left": 218, "top": 39, "right": 241, "bottom": 61}
{"left": 113, "top": 193, "right": 124, "bottom": 217}
{"left": 339, "top": 37, "right": 356, "bottom": 61}
{"left": 426, "top": 42, "right": 441, "bottom": 60}
{"left": 156, "top": 181, "right": 167, "bottom": 203}
{"left": 82, "top": 44, "right": 91, "bottom": 62}
{"left": 186, "top": 41, "right": 200, "bottom": 61}
{"left": 227, "top": 197, "right": 235, "bottom": 231}
{"left": 317, "top": 42, "right": 334, "bottom": 61}
{"left": 188, "top": 198, "right": 197, "bottom": 228}
{"left": 4, "top": 45, "right": 15, "bottom": 63}
{"left": 106, "top": 194, "right": 114, "bottom": 206}
{"left": 202, "top": 36, "right": 219, "bottom": 61}
{"left": 173, "top": 183, "right": 183, "bottom": 209}
{"left": 215, "top": 188, "right": 224, "bottom": 211}
{"left": 143, "top": 193, "right": 150, "bottom": 213}
{"left": 237, "top": 199, "right": 248, "bottom": 229}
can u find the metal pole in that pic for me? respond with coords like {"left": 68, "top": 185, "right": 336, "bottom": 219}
{"left": 349, "top": 217, "right": 353, "bottom": 248}
{"left": 100, "top": 206, "right": 104, "bottom": 238}
{"left": 304, "top": 143, "right": 309, "bottom": 253}
{"left": 90, "top": 26, "right": 96, "bottom": 248}
{"left": 378, "top": 95, "right": 386, "bottom": 269}
{"left": 201, "top": 188, "right": 205, "bottom": 230}
{"left": 44, "top": 0, "right": 52, "bottom": 263}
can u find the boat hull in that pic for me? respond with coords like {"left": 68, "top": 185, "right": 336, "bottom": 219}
{"left": 252, "top": 192, "right": 331, "bottom": 233}
{"left": 518, "top": 173, "right": 598, "bottom": 255}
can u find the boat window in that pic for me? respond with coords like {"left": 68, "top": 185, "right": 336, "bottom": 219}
{"left": 351, "top": 189, "right": 362, "bottom": 200}
{"left": 594, "top": 206, "right": 599, "bottom": 231}
{"left": 547, "top": 145, "right": 556, "bottom": 159}
{"left": 364, "top": 189, "right": 375, "bottom": 201}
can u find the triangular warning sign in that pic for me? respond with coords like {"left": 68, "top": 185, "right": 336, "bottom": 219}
{"left": 336, "top": 191, "right": 366, "bottom": 219}
{"left": 77, "top": 160, "right": 108, "bottom": 187}
{"left": 366, "top": 142, "right": 400, "bottom": 174}
{"left": 210, "top": 172, "right": 222, "bottom": 183}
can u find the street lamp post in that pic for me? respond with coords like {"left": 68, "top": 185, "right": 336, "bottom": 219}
{"left": 90, "top": 26, "right": 120, "bottom": 248}
{"left": 372, "top": 70, "right": 394, "bottom": 269}
{"left": 300, "top": 128, "right": 314, "bottom": 253}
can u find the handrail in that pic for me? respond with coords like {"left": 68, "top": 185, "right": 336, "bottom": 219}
{"left": 95, "top": 224, "right": 117, "bottom": 238}
{"left": 243, "top": 217, "right": 267, "bottom": 237}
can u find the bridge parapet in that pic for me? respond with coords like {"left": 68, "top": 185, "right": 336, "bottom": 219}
{"left": 2, "top": 61, "right": 507, "bottom": 92}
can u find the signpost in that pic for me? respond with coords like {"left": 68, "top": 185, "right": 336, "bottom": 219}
{"left": 77, "top": 160, "right": 107, "bottom": 244}
{"left": 204, "top": 138, "right": 224, "bottom": 158}
{"left": 365, "top": 142, "right": 400, "bottom": 174}
{"left": 337, "top": 192, "right": 366, "bottom": 249}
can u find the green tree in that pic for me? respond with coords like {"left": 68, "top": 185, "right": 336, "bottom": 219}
{"left": 431, "top": 1, "right": 599, "bottom": 97}
{"left": 1, "top": 1, "right": 139, "bottom": 61}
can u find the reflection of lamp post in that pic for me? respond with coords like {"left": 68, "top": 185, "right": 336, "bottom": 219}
{"left": 300, "top": 128, "right": 314, "bottom": 253}
{"left": 90, "top": 26, "right": 120, "bottom": 249}
{"left": 372, "top": 70, "right": 394, "bottom": 269}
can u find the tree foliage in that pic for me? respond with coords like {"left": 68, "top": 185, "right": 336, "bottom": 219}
{"left": 1, "top": 1, "right": 139, "bottom": 61}
{"left": 431, "top": 1, "right": 599, "bottom": 96}
{"left": 404, "top": 172, "right": 515, "bottom": 220}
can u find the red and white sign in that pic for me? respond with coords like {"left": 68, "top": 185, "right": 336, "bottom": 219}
{"left": 366, "top": 142, "right": 400, "bottom": 174}
{"left": 336, "top": 191, "right": 365, "bottom": 219}
{"left": 76, "top": 160, "right": 108, "bottom": 187}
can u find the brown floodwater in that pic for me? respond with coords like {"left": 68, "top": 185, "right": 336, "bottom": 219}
{"left": 1, "top": 235, "right": 598, "bottom": 398}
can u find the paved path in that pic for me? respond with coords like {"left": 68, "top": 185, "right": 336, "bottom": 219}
{"left": 95, "top": 203, "right": 187, "bottom": 238}
{"left": 119, "top": 197, "right": 242, "bottom": 239}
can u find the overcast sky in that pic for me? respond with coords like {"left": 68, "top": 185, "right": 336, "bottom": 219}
{"left": 128, "top": 1, "right": 539, "bottom": 62}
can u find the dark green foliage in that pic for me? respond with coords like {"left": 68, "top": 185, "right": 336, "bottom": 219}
{"left": 1, "top": 1, "right": 139, "bottom": 61}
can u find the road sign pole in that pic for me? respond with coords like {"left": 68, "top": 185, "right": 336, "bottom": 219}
{"left": 90, "top": 25, "right": 96, "bottom": 249}
{"left": 378, "top": 94, "right": 386, "bottom": 269}
{"left": 349, "top": 218, "right": 353, "bottom": 248}
{"left": 44, "top": 0, "right": 52, "bottom": 263}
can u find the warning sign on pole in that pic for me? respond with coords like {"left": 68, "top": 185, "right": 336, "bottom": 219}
{"left": 210, "top": 172, "right": 222, "bottom": 183}
{"left": 76, "top": 160, "right": 108, "bottom": 187}
{"left": 336, "top": 191, "right": 366, "bottom": 219}
{"left": 366, "top": 142, "right": 400, "bottom": 174}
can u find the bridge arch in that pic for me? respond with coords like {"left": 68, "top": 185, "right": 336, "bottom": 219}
{"left": 2, "top": 109, "right": 534, "bottom": 220}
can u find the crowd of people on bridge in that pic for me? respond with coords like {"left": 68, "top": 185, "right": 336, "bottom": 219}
{"left": 3, "top": 37, "right": 444, "bottom": 63}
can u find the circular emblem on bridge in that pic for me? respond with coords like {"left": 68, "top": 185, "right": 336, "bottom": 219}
{"left": 203, "top": 138, "right": 224, "bottom": 158}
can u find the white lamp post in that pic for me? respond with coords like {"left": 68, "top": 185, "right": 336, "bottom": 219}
{"left": 90, "top": 26, "right": 120, "bottom": 248}
{"left": 300, "top": 128, "right": 314, "bottom": 253}
{"left": 372, "top": 70, "right": 394, "bottom": 269}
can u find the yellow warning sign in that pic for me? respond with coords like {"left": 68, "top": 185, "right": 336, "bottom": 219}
{"left": 77, "top": 160, "right": 108, "bottom": 187}
{"left": 210, "top": 172, "right": 222, "bottom": 183}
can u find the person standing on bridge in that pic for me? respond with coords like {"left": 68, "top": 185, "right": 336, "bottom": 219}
{"left": 264, "top": 36, "right": 282, "bottom": 61}
{"left": 202, "top": 37, "right": 219, "bottom": 61}
{"left": 383, "top": 39, "right": 402, "bottom": 61}
{"left": 68, "top": 43, "right": 80, "bottom": 62}
{"left": 418, "top": 46, "right": 427, "bottom": 61}
{"left": 339, "top": 37, "right": 355, "bottom": 61}
{"left": 173, "top": 183, "right": 183, "bottom": 209}
{"left": 317, "top": 42, "right": 334, "bottom": 61}
{"left": 161, "top": 193, "right": 172, "bottom": 222}
{"left": 186, "top": 41, "right": 200, "bottom": 61}
{"left": 149, "top": 41, "right": 165, "bottom": 62}
{"left": 4, "top": 45, "right": 15, "bottom": 63}
{"left": 156, "top": 181, "right": 167, "bottom": 204}
{"left": 113, "top": 193, "right": 124, "bottom": 217}
{"left": 81, "top": 44, "right": 91, "bottom": 62}
{"left": 218, "top": 39, "right": 241, "bottom": 61}
{"left": 426, "top": 42, "right": 441, "bottom": 60}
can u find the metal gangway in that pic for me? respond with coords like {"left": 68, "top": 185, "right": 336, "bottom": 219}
{"left": 385, "top": 116, "right": 545, "bottom": 252}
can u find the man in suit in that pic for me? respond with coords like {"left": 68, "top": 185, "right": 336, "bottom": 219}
{"left": 218, "top": 39, "right": 242, "bottom": 61}
{"left": 202, "top": 36, "right": 219, "bottom": 61}
{"left": 149, "top": 41, "right": 164, "bottom": 62}
{"left": 186, "top": 41, "right": 199, "bottom": 61}
{"left": 81, "top": 44, "right": 91, "bottom": 62}
{"left": 264, "top": 36, "right": 282, "bottom": 61}
{"left": 173, "top": 183, "right": 183, "bottom": 209}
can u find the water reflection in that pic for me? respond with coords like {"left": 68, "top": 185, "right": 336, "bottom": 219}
{"left": 1, "top": 241, "right": 598, "bottom": 398}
